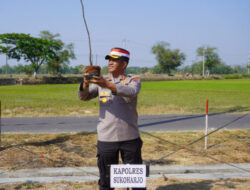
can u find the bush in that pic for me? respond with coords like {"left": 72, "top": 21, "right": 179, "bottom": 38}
{"left": 242, "top": 74, "right": 250, "bottom": 78}
{"left": 222, "top": 74, "right": 250, "bottom": 79}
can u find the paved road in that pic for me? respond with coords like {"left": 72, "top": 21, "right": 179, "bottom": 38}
{"left": 1, "top": 114, "right": 249, "bottom": 133}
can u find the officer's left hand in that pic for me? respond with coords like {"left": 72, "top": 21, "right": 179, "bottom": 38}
{"left": 90, "top": 76, "right": 107, "bottom": 88}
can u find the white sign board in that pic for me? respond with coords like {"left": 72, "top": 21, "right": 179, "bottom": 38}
{"left": 110, "top": 164, "right": 146, "bottom": 188}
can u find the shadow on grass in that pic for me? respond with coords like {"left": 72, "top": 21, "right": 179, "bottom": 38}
{"left": 138, "top": 106, "right": 249, "bottom": 129}
{"left": 0, "top": 131, "right": 96, "bottom": 152}
{"left": 0, "top": 131, "right": 97, "bottom": 168}
{"left": 207, "top": 132, "right": 250, "bottom": 150}
{"left": 156, "top": 180, "right": 214, "bottom": 190}
{"left": 144, "top": 159, "right": 175, "bottom": 165}
{"left": 226, "top": 106, "right": 249, "bottom": 113}
{"left": 156, "top": 178, "right": 247, "bottom": 190}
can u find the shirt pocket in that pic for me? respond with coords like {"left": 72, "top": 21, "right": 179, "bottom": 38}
{"left": 99, "top": 90, "right": 112, "bottom": 105}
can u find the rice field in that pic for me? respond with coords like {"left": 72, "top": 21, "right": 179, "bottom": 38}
{"left": 0, "top": 79, "right": 249, "bottom": 117}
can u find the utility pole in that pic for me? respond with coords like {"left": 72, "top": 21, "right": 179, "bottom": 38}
{"left": 248, "top": 55, "right": 250, "bottom": 74}
{"left": 95, "top": 54, "right": 98, "bottom": 65}
{"left": 122, "top": 39, "right": 129, "bottom": 49}
{"left": 202, "top": 48, "right": 205, "bottom": 76}
{"left": 5, "top": 55, "right": 8, "bottom": 74}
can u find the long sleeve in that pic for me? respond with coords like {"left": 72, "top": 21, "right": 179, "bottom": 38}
{"left": 115, "top": 77, "right": 141, "bottom": 97}
{"left": 78, "top": 82, "right": 99, "bottom": 101}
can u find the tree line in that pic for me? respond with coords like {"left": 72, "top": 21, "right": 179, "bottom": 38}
{"left": 1, "top": 61, "right": 247, "bottom": 76}
{"left": 151, "top": 42, "right": 248, "bottom": 75}
{"left": 0, "top": 31, "right": 249, "bottom": 77}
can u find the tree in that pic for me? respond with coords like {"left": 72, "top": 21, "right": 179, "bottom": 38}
{"left": 0, "top": 64, "right": 13, "bottom": 74}
{"left": 152, "top": 42, "right": 186, "bottom": 75}
{"left": 39, "top": 31, "right": 75, "bottom": 75}
{"left": 233, "top": 65, "right": 247, "bottom": 74}
{"left": 101, "top": 66, "right": 108, "bottom": 75}
{"left": 191, "top": 61, "right": 203, "bottom": 75}
{"left": 152, "top": 65, "right": 164, "bottom": 74}
{"left": 140, "top": 67, "right": 149, "bottom": 74}
{"left": 0, "top": 33, "right": 61, "bottom": 78}
{"left": 210, "top": 62, "right": 233, "bottom": 74}
{"left": 13, "top": 64, "right": 25, "bottom": 74}
{"left": 182, "top": 65, "right": 192, "bottom": 75}
{"left": 197, "top": 46, "right": 221, "bottom": 74}
{"left": 70, "top": 65, "right": 84, "bottom": 74}
{"left": 23, "top": 65, "right": 33, "bottom": 75}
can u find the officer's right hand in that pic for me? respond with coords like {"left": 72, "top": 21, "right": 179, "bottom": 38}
{"left": 83, "top": 72, "right": 90, "bottom": 88}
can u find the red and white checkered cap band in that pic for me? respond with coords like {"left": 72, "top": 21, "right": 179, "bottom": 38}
{"left": 110, "top": 48, "right": 130, "bottom": 58}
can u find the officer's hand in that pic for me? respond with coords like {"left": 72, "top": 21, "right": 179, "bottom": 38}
{"left": 90, "top": 76, "right": 107, "bottom": 88}
{"left": 83, "top": 72, "right": 90, "bottom": 88}
{"left": 90, "top": 76, "right": 117, "bottom": 93}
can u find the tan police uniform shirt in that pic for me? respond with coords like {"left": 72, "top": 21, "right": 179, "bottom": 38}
{"left": 78, "top": 73, "right": 141, "bottom": 142}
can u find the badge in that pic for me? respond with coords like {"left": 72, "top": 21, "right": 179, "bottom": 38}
{"left": 102, "top": 98, "right": 107, "bottom": 103}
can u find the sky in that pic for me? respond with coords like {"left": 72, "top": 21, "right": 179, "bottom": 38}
{"left": 0, "top": 0, "right": 250, "bottom": 68}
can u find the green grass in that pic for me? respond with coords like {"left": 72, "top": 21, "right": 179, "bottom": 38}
{"left": 138, "top": 79, "right": 250, "bottom": 114}
{"left": 0, "top": 79, "right": 249, "bottom": 117}
{"left": 0, "top": 84, "right": 99, "bottom": 117}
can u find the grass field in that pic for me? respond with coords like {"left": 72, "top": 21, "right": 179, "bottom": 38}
{"left": 0, "top": 79, "right": 249, "bottom": 117}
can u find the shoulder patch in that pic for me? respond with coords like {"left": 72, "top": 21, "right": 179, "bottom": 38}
{"left": 131, "top": 77, "right": 139, "bottom": 82}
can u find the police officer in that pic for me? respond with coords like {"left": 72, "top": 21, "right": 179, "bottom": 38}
{"left": 78, "top": 47, "right": 145, "bottom": 190}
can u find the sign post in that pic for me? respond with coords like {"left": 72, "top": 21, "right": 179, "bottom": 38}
{"left": 205, "top": 99, "right": 208, "bottom": 150}
{"left": 110, "top": 164, "right": 146, "bottom": 188}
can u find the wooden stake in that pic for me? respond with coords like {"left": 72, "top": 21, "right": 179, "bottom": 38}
{"left": 205, "top": 99, "right": 208, "bottom": 149}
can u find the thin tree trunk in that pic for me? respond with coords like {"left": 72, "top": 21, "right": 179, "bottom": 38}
{"left": 33, "top": 71, "right": 37, "bottom": 79}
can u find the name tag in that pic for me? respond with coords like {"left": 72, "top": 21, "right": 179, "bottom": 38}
{"left": 110, "top": 164, "right": 146, "bottom": 188}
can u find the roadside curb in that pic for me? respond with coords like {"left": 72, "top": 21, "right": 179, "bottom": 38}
{"left": 0, "top": 163, "right": 249, "bottom": 184}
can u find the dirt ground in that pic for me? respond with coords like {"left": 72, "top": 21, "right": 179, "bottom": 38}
{"left": 0, "top": 130, "right": 249, "bottom": 189}
{"left": 0, "top": 130, "right": 249, "bottom": 170}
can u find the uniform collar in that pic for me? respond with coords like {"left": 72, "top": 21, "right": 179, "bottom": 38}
{"left": 109, "top": 73, "right": 127, "bottom": 82}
